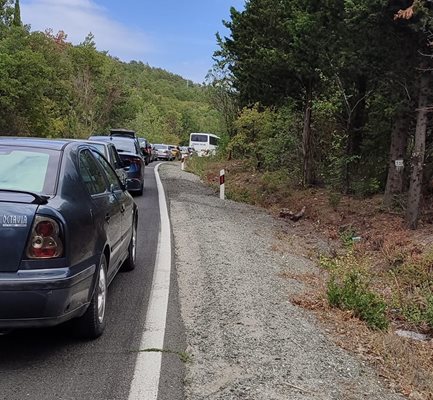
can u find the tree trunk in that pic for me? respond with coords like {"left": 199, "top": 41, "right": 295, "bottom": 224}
{"left": 302, "top": 81, "right": 313, "bottom": 187}
{"left": 383, "top": 113, "right": 409, "bottom": 207}
{"left": 342, "top": 75, "right": 367, "bottom": 194}
{"left": 351, "top": 75, "right": 367, "bottom": 156}
{"left": 406, "top": 70, "right": 431, "bottom": 229}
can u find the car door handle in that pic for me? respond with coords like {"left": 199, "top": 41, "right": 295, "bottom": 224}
{"left": 120, "top": 204, "right": 126, "bottom": 213}
{"left": 105, "top": 213, "right": 111, "bottom": 223}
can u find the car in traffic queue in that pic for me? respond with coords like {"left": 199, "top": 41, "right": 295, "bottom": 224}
{"left": 88, "top": 135, "right": 145, "bottom": 196}
{"left": 0, "top": 137, "right": 138, "bottom": 339}
{"left": 153, "top": 144, "right": 174, "bottom": 161}
{"left": 80, "top": 140, "right": 128, "bottom": 187}
{"left": 138, "top": 137, "right": 152, "bottom": 165}
{"left": 168, "top": 145, "right": 181, "bottom": 160}
{"left": 149, "top": 144, "right": 158, "bottom": 162}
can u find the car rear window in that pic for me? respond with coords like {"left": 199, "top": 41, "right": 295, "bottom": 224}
{"left": 109, "top": 137, "right": 136, "bottom": 154}
{"left": 0, "top": 146, "right": 60, "bottom": 194}
{"left": 154, "top": 144, "right": 167, "bottom": 150}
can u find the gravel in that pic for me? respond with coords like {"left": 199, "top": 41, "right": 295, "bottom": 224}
{"left": 160, "top": 163, "right": 404, "bottom": 400}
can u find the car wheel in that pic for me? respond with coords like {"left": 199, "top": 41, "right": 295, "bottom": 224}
{"left": 123, "top": 214, "right": 137, "bottom": 271}
{"left": 74, "top": 254, "right": 107, "bottom": 339}
{"left": 137, "top": 183, "right": 143, "bottom": 196}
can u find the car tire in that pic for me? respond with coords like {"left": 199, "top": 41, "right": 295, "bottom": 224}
{"left": 137, "top": 183, "right": 143, "bottom": 196}
{"left": 74, "top": 254, "right": 107, "bottom": 339}
{"left": 123, "top": 214, "right": 137, "bottom": 271}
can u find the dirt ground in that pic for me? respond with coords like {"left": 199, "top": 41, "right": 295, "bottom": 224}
{"left": 190, "top": 158, "right": 433, "bottom": 400}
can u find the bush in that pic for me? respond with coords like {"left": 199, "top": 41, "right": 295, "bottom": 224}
{"left": 327, "top": 270, "right": 389, "bottom": 330}
{"left": 185, "top": 155, "right": 212, "bottom": 179}
{"left": 322, "top": 254, "right": 389, "bottom": 330}
{"left": 228, "top": 103, "right": 302, "bottom": 177}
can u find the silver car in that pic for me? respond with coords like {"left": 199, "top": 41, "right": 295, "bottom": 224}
{"left": 154, "top": 144, "right": 174, "bottom": 161}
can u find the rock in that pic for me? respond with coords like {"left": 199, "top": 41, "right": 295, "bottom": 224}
{"left": 395, "top": 329, "right": 430, "bottom": 342}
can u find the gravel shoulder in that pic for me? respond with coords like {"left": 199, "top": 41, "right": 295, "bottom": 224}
{"left": 160, "top": 163, "right": 404, "bottom": 400}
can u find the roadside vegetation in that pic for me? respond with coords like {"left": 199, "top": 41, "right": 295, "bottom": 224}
{"left": 188, "top": 5, "right": 433, "bottom": 397}
{"left": 186, "top": 154, "right": 433, "bottom": 398}
{"left": 0, "top": 1, "right": 224, "bottom": 143}
{"left": 3, "top": 0, "right": 433, "bottom": 396}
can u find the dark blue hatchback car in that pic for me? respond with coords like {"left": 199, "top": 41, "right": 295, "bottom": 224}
{"left": 88, "top": 135, "right": 145, "bottom": 195}
{"left": 0, "top": 138, "right": 138, "bottom": 339}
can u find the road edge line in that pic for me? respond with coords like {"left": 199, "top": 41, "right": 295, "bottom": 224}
{"left": 128, "top": 163, "right": 172, "bottom": 400}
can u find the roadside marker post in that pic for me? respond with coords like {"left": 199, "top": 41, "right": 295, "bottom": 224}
{"left": 220, "top": 169, "right": 225, "bottom": 200}
{"left": 181, "top": 156, "right": 185, "bottom": 171}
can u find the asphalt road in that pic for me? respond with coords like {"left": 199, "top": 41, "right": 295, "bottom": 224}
{"left": 0, "top": 163, "right": 185, "bottom": 400}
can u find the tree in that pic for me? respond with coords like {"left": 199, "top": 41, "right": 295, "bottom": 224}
{"left": 406, "top": 67, "right": 431, "bottom": 228}
{"left": 12, "top": 0, "right": 20, "bottom": 27}
{"left": 217, "top": 0, "right": 346, "bottom": 185}
{"left": 205, "top": 66, "right": 238, "bottom": 138}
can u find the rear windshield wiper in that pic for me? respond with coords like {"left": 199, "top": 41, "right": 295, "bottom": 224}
{"left": 0, "top": 189, "right": 50, "bottom": 204}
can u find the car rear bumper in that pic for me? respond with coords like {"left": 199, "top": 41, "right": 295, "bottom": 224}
{"left": 0, "top": 263, "right": 96, "bottom": 328}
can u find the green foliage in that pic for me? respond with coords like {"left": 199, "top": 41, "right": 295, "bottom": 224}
{"left": 260, "top": 170, "right": 289, "bottom": 194}
{"left": 328, "top": 191, "right": 342, "bottom": 210}
{"left": 389, "top": 249, "right": 433, "bottom": 329}
{"left": 327, "top": 271, "right": 389, "bottom": 330}
{"left": 350, "top": 177, "right": 381, "bottom": 198}
{"left": 184, "top": 155, "right": 213, "bottom": 180}
{"left": 12, "top": 0, "right": 20, "bottom": 27}
{"left": 226, "top": 188, "right": 253, "bottom": 204}
{"left": 229, "top": 103, "right": 301, "bottom": 179}
{"left": 338, "top": 226, "right": 358, "bottom": 248}
{"left": 0, "top": 21, "right": 224, "bottom": 141}
{"left": 322, "top": 254, "right": 389, "bottom": 330}
{"left": 215, "top": 0, "right": 433, "bottom": 206}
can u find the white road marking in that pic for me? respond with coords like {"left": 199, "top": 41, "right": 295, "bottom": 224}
{"left": 128, "top": 164, "right": 172, "bottom": 400}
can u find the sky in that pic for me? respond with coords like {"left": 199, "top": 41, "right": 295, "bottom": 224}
{"left": 20, "top": 0, "right": 245, "bottom": 83}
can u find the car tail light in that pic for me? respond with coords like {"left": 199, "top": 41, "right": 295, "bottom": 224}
{"left": 131, "top": 157, "right": 142, "bottom": 166}
{"left": 26, "top": 216, "right": 63, "bottom": 259}
{"left": 122, "top": 155, "right": 141, "bottom": 166}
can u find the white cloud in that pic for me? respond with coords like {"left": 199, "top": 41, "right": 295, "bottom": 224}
{"left": 21, "top": 0, "right": 153, "bottom": 60}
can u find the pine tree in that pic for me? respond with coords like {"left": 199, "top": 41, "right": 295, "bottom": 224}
{"left": 12, "top": 0, "right": 20, "bottom": 27}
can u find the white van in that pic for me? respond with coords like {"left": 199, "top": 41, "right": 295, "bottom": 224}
{"left": 189, "top": 133, "right": 220, "bottom": 156}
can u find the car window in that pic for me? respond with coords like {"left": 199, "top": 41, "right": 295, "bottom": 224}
{"left": 109, "top": 137, "right": 136, "bottom": 154}
{"left": 79, "top": 150, "right": 107, "bottom": 195}
{"left": 210, "top": 136, "right": 219, "bottom": 145}
{"left": 87, "top": 142, "right": 107, "bottom": 156}
{"left": 108, "top": 146, "right": 121, "bottom": 169}
{"left": 134, "top": 140, "right": 141, "bottom": 155}
{"left": 191, "top": 134, "right": 208, "bottom": 142}
{"left": 91, "top": 150, "right": 121, "bottom": 191}
{"left": 0, "top": 146, "right": 60, "bottom": 194}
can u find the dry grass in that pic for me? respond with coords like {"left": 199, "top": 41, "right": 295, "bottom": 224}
{"left": 189, "top": 158, "right": 433, "bottom": 399}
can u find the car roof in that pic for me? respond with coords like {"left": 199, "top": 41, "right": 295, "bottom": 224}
{"left": 0, "top": 137, "right": 77, "bottom": 151}
{"left": 89, "top": 135, "right": 132, "bottom": 142}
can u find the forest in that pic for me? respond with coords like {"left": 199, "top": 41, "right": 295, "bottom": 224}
{"left": 2, "top": 0, "right": 433, "bottom": 230}
{"left": 212, "top": 0, "right": 433, "bottom": 230}
{"left": 0, "top": 0, "right": 224, "bottom": 147}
